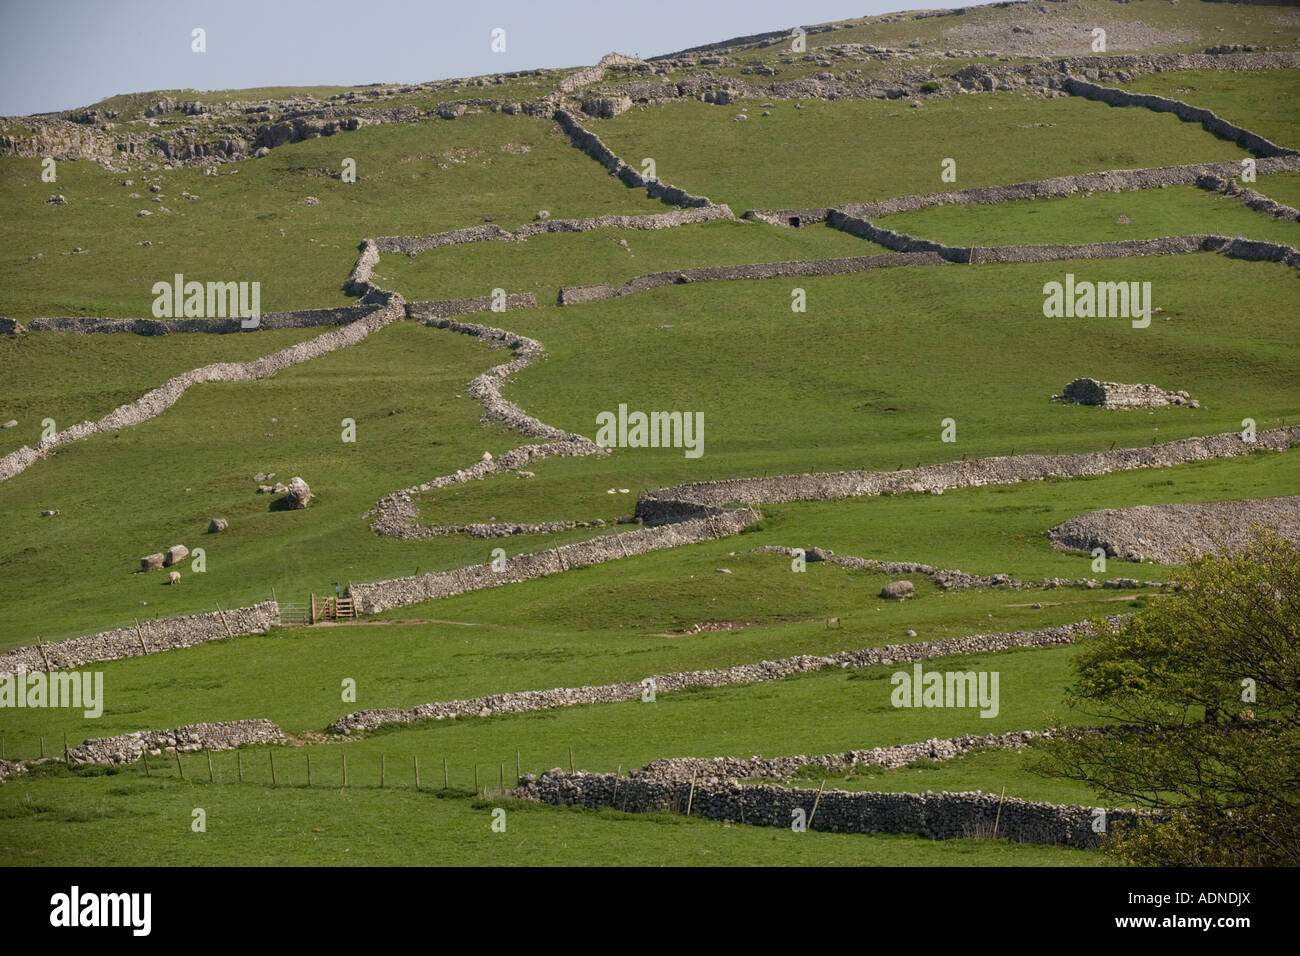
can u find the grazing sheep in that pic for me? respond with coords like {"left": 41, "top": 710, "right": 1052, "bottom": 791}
{"left": 169, "top": 571, "right": 181, "bottom": 585}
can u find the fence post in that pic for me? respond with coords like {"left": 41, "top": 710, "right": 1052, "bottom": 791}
{"left": 307, "top": 753, "right": 312, "bottom": 788}
{"left": 413, "top": 755, "right": 420, "bottom": 792}
{"left": 39, "top": 736, "right": 45, "bottom": 758}
{"left": 473, "top": 764, "right": 479, "bottom": 795}
{"left": 685, "top": 771, "right": 697, "bottom": 817}
{"left": 342, "top": 753, "right": 347, "bottom": 788}
{"left": 176, "top": 751, "right": 184, "bottom": 779}
{"left": 215, "top": 603, "right": 234, "bottom": 639}
{"left": 443, "top": 758, "right": 448, "bottom": 790}
{"left": 206, "top": 747, "right": 214, "bottom": 783}
{"left": 499, "top": 762, "right": 505, "bottom": 795}
{"left": 516, "top": 750, "right": 521, "bottom": 787}
{"left": 381, "top": 755, "right": 386, "bottom": 789}
{"left": 270, "top": 751, "right": 277, "bottom": 787}
{"left": 237, "top": 750, "right": 242, "bottom": 783}
{"left": 808, "top": 779, "right": 826, "bottom": 829}
{"left": 134, "top": 619, "right": 148, "bottom": 655}
{"left": 143, "top": 748, "right": 150, "bottom": 776}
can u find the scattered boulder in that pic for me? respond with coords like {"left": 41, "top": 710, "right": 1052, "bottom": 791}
{"left": 285, "top": 476, "right": 312, "bottom": 509}
{"left": 2, "top": 420, "right": 17, "bottom": 428}
{"left": 46, "top": 194, "right": 67, "bottom": 205}
{"left": 208, "top": 518, "right": 228, "bottom": 533}
{"left": 272, "top": 482, "right": 289, "bottom": 494}
{"left": 534, "top": 210, "right": 550, "bottom": 220}
{"left": 40, "top": 509, "right": 59, "bottom": 517}
{"left": 880, "top": 580, "right": 915, "bottom": 600}
{"left": 140, "top": 553, "right": 165, "bottom": 572}
{"left": 163, "top": 544, "right": 189, "bottom": 566}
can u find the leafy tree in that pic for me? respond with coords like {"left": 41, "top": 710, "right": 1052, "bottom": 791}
{"left": 1036, "top": 527, "right": 1300, "bottom": 865}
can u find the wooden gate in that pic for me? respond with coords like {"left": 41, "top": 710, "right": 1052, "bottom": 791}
{"left": 310, "top": 593, "right": 357, "bottom": 623}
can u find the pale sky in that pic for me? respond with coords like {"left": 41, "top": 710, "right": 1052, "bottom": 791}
{"left": 0, "top": 0, "right": 998, "bottom": 116}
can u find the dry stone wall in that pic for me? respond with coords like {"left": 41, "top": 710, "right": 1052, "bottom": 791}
{"left": 1062, "top": 77, "right": 1298, "bottom": 158}
{"left": 406, "top": 294, "right": 536, "bottom": 319}
{"left": 350, "top": 505, "right": 759, "bottom": 616}
{"left": 796, "top": 155, "right": 1300, "bottom": 224}
{"left": 638, "top": 426, "right": 1300, "bottom": 514}
{"left": 1196, "top": 173, "right": 1300, "bottom": 222}
{"left": 329, "top": 618, "right": 1102, "bottom": 734}
{"left": 1048, "top": 495, "right": 1300, "bottom": 564}
{"left": 374, "top": 206, "right": 733, "bottom": 257}
{"left": 553, "top": 109, "right": 718, "bottom": 208}
{"left": 638, "top": 728, "right": 1074, "bottom": 783}
{"left": 1055, "top": 378, "right": 1193, "bottom": 409}
{"left": 0, "top": 600, "right": 279, "bottom": 674}
{"left": 22, "top": 306, "right": 374, "bottom": 335}
{"left": 558, "top": 250, "right": 950, "bottom": 304}
{"left": 816, "top": 210, "right": 1300, "bottom": 273}
{"left": 0, "top": 291, "right": 406, "bottom": 485}
{"left": 68, "top": 719, "right": 284, "bottom": 765}
{"left": 516, "top": 770, "right": 1151, "bottom": 848}
{"left": 367, "top": 312, "right": 609, "bottom": 539}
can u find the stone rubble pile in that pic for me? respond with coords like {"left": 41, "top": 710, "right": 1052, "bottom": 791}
{"left": 1048, "top": 496, "right": 1300, "bottom": 564}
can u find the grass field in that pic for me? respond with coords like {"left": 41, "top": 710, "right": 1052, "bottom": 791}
{"left": 590, "top": 92, "right": 1250, "bottom": 213}
{"left": 0, "top": 767, "right": 1103, "bottom": 866}
{"left": 0, "top": 112, "right": 664, "bottom": 319}
{"left": 2, "top": 2, "right": 1296, "bottom": 868}
{"left": 1122, "top": 69, "right": 1300, "bottom": 149}
{"left": 877, "top": 184, "right": 1300, "bottom": 247}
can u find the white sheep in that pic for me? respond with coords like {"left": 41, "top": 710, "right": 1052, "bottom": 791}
{"left": 169, "top": 571, "right": 181, "bottom": 585}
